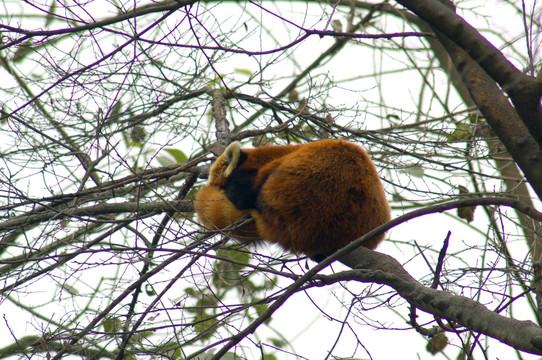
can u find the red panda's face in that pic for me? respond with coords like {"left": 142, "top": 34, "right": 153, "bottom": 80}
{"left": 208, "top": 155, "right": 229, "bottom": 186}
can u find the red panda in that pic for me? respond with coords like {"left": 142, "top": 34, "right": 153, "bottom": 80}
{"left": 194, "top": 139, "right": 390, "bottom": 261}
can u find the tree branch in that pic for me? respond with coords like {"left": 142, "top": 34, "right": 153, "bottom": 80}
{"left": 329, "top": 246, "right": 542, "bottom": 355}
{"left": 0, "top": 198, "right": 192, "bottom": 233}
{"left": 394, "top": 0, "right": 542, "bottom": 148}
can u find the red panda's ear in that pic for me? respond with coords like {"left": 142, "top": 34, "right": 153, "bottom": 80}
{"left": 222, "top": 141, "right": 242, "bottom": 178}
{"left": 209, "top": 141, "right": 243, "bottom": 185}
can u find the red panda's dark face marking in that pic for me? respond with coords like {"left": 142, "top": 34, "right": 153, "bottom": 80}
{"left": 223, "top": 168, "right": 259, "bottom": 210}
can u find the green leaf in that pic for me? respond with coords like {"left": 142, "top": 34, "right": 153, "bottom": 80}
{"left": 213, "top": 247, "right": 252, "bottom": 288}
{"left": 270, "top": 337, "right": 287, "bottom": 348}
{"left": 1, "top": 106, "right": 8, "bottom": 124}
{"left": 45, "top": 1, "right": 57, "bottom": 27}
{"left": 447, "top": 122, "right": 472, "bottom": 141}
{"left": 130, "top": 330, "right": 155, "bottom": 343}
{"left": 426, "top": 332, "right": 448, "bottom": 354}
{"left": 109, "top": 100, "right": 123, "bottom": 121}
{"left": 61, "top": 283, "right": 79, "bottom": 295}
{"left": 228, "top": 247, "right": 250, "bottom": 271}
{"left": 172, "top": 348, "right": 182, "bottom": 359}
{"left": 234, "top": 68, "right": 253, "bottom": 76}
{"left": 254, "top": 301, "right": 268, "bottom": 317}
{"left": 194, "top": 315, "right": 218, "bottom": 340}
{"left": 13, "top": 40, "right": 33, "bottom": 63}
{"left": 164, "top": 148, "right": 188, "bottom": 164}
{"left": 195, "top": 294, "right": 219, "bottom": 310}
{"left": 207, "top": 77, "right": 221, "bottom": 88}
{"left": 103, "top": 317, "right": 122, "bottom": 335}
{"left": 402, "top": 165, "right": 424, "bottom": 178}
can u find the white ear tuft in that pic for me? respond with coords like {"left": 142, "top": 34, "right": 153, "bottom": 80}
{"left": 223, "top": 141, "right": 242, "bottom": 178}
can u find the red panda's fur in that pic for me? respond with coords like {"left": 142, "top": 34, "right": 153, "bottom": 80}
{"left": 194, "top": 139, "right": 390, "bottom": 259}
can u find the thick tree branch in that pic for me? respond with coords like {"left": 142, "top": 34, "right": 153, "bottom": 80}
{"left": 332, "top": 247, "right": 542, "bottom": 355}
{"left": 394, "top": 0, "right": 542, "bottom": 147}
{"left": 320, "top": 196, "right": 542, "bottom": 355}
{"left": 398, "top": 4, "right": 542, "bottom": 255}
{"left": 431, "top": 23, "right": 542, "bottom": 204}
{"left": 406, "top": 14, "right": 542, "bottom": 259}
{"left": 0, "top": 198, "right": 193, "bottom": 233}
{"left": 211, "top": 89, "right": 232, "bottom": 154}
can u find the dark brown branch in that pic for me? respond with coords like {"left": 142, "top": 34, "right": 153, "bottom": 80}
{"left": 393, "top": 0, "right": 542, "bottom": 146}
{"left": 330, "top": 247, "right": 542, "bottom": 356}
{"left": 0, "top": 199, "right": 192, "bottom": 233}
{"left": 211, "top": 89, "right": 232, "bottom": 153}
{"left": 428, "top": 18, "right": 542, "bottom": 203}
{"left": 390, "top": 0, "right": 542, "bottom": 321}
{"left": 397, "top": 0, "right": 542, "bottom": 146}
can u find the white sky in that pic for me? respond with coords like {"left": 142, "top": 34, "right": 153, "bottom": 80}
{"left": 1, "top": 1, "right": 541, "bottom": 359}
